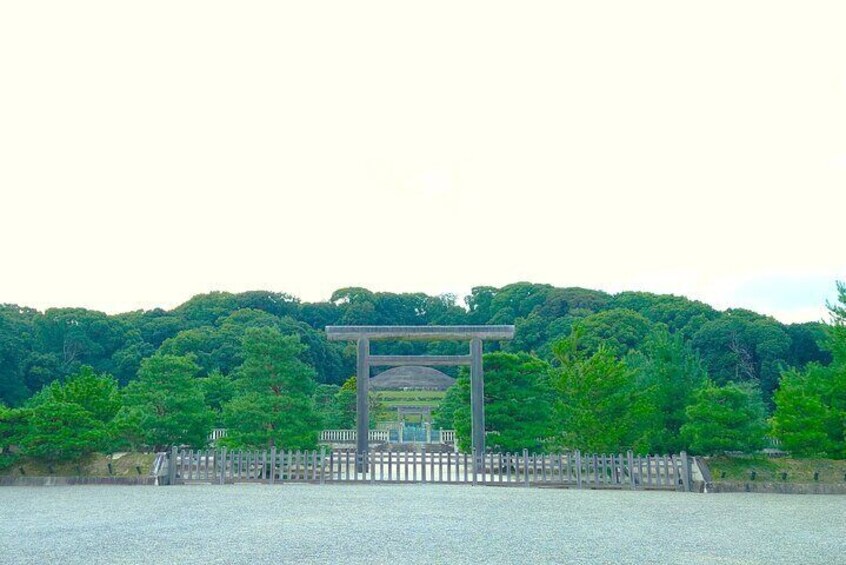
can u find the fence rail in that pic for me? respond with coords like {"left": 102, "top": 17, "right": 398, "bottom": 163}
{"left": 319, "top": 428, "right": 457, "bottom": 445}
{"left": 167, "top": 448, "right": 691, "bottom": 491}
{"left": 320, "top": 430, "right": 392, "bottom": 443}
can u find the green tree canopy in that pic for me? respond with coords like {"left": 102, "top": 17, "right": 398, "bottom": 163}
{"left": 222, "top": 328, "right": 321, "bottom": 450}
{"left": 0, "top": 404, "right": 29, "bottom": 458}
{"left": 691, "top": 310, "right": 791, "bottom": 402}
{"left": 122, "top": 354, "right": 212, "bottom": 450}
{"left": 680, "top": 381, "right": 767, "bottom": 455}
{"left": 575, "top": 309, "right": 655, "bottom": 358}
{"left": 19, "top": 366, "right": 123, "bottom": 461}
{"left": 200, "top": 370, "right": 236, "bottom": 426}
{"left": 451, "top": 352, "right": 553, "bottom": 453}
{"left": 772, "top": 282, "right": 846, "bottom": 458}
{"left": 771, "top": 365, "right": 840, "bottom": 457}
{"left": 548, "top": 332, "right": 641, "bottom": 452}
{"left": 626, "top": 330, "right": 708, "bottom": 454}
{"left": 22, "top": 401, "right": 111, "bottom": 462}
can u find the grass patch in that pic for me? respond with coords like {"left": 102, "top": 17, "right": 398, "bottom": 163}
{"left": 375, "top": 391, "right": 446, "bottom": 401}
{"left": 0, "top": 452, "right": 157, "bottom": 478}
{"left": 380, "top": 399, "right": 442, "bottom": 407}
{"left": 706, "top": 456, "right": 846, "bottom": 484}
{"left": 375, "top": 390, "right": 446, "bottom": 410}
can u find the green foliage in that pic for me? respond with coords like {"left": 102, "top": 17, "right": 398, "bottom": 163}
{"left": 221, "top": 328, "right": 321, "bottom": 450}
{"left": 18, "top": 367, "right": 124, "bottom": 461}
{"left": 432, "top": 384, "right": 463, "bottom": 431}
{"left": 452, "top": 352, "right": 553, "bottom": 453}
{"left": 200, "top": 371, "right": 236, "bottom": 424}
{"left": 626, "top": 331, "right": 707, "bottom": 454}
{"left": 680, "top": 381, "right": 767, "bottom": 455}
{"left": 0, "top": 284, "right": 834, "bottom": 413}
{"left": 548, "top": 332, "right": 640, "bottom": 452}
{"left": 610, "top": 292, "right": 717, "bottom": 338}
{"left": 575, "top": 309, "right": 654, "bottom": 358}
{"left": 30, "top": 366, "right": 122, "bottom": 423}
{"left": 771, "top": 366, "right": 840, "bottom": 457}
{"left": 313, "top": 377, "right": 372, "bottom": 429}
{"left": 158, "top": 308, "right": 350, "bottom": 385}
{"left": 333, "top": 377, "right": 358, "bottom": 428}
{"left": 0, "top": 306, "right": 36, "bottom": 406}
{"left": 123, "top": 354, "right": 213, "bottom": 450}
{"left": 2, "top": 281, "right": 844, "bottom": 461}
{"left": 314, "top": 384, "right": 342, "bottom": 427}
{"left": 691, "top": 310, "right": 791, "bottom": 402}
{"left": 785, "top": 322, "right": 832, "bottom": 367}
{"left": 0, "top": 404, "right": 28, "bottom": 456}
{"left": 772, "top": 283, "right": 846, "bottom": 458}
{"left": 21, "top": 401, "right": 111, "bottom": 462}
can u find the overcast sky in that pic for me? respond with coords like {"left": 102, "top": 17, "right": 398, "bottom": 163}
{"left": 1, "top": 2, "right": 844, "bottom": 323}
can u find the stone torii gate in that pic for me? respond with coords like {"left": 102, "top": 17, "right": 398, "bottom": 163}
{"left": 325, "top": 325, "right": 515, "bottom": 457}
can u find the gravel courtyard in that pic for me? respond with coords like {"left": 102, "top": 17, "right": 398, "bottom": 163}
{"left": 1, "top": 484, "right": 844, "bottom": 564}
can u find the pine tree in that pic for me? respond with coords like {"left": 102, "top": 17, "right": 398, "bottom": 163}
{"left": 123, "top": 354, "right": 213, "bottom": 450}
{"left": 222, "top": 328, "right": 321, "bottom": 450}
{"left": 681, "top": 381, "right": 767, "bottom": 455}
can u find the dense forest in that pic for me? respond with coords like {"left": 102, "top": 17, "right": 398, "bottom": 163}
{"left": 0, "top": 283, "right": 831, "bottom": 407}
{"left": 1, "top": 282, "right": 844, "bottom": 462}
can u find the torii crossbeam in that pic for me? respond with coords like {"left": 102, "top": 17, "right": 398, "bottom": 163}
{"left": 326, "top": 325, "right": 515, "bottom": 458}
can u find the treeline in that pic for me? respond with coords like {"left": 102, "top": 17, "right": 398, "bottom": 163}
{"left": 0, "top": 327, "right": 355, "bottom": 464}
{"left": 434, "top": 283, "right": 846, "bottom": 459}
{"left": 0, "top": 282, "right": 844, "bottom": 463}
{"left": 0, "top": 284, "right": 831, "bottom": 407}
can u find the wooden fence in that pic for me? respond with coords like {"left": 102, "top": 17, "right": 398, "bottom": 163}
{"left": 167, "top": 448, "right": 692, "bottom": 491}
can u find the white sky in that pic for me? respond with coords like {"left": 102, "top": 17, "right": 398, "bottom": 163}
{"left": 1, "top": 1, "right": 844, "bottom": 323}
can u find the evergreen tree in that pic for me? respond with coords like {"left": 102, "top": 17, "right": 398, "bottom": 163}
{"left": 222, "top": 328, "right": 321, "bottom": 450}
{"left": 199, "top": 370, "right": 236, "bottom": 426}
{"left": 549, "top": 331, "right": 640, "bottom": 452}
{"left": 626, "top": 330, "right": 707, "bottom": 454}
{"left": 432, "top": 383, "right": 463, "bottom": 431}
{"left": 771, "top": 281, "right": 846, "bottom": 458}
{"left": 22, "top": 401, "right": 110, "bottom": 462}
{"left": 123, "top": 354, "right": 213, "bottom": 450}
{"left": 681, "top": 381, "right": 767, "bottom": 455}
{"left": 19, "top": 366, "right": 123, "bottom": 461}
{"left": 0, "top": 404, "right": 28, "bottom": 462}
{"left": 452, "top": 352, "right": 553, "bottom": 453}
{"left": 771, "top": 366, "right": 836, "bottom": 457}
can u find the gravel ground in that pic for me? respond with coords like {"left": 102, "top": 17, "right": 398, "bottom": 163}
{"left": 0, "top": 484, "right": 844, "bottom": 564}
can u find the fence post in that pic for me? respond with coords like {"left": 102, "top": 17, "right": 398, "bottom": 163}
{"left": 523, "top": 449, "right": 530, "bottom": 487}
{"left": 471, "top": 448, "right": 477, "bottom": 486}
{"left": 680, "top": 451, "right": 691, "bottom": 492}
{"left": 269, "top": 447, "right": 276, "bottom": 485}
{"left": 320, "top": 446, "right": 326, "bottom": 485}
{"left": 219, "top": 448, "right": 227, "bottom": 485}
{"left": 422, "top": 445, "right": 427, "bottom": 483}
{"left": 627, "top": 451, "right": 635, "bottom": 490}
{"left": 575, "top": 450, "right": 582, "bottom": 489}
{"left": 169, "top": 446, "right": 178, "bottom": 486}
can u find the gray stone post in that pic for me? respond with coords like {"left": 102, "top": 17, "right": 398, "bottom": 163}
{"left": 168, "top": 446, "right": 178, "bottom": 486}
{"left": 356, "top": 337, "right": 370, "bottom": 471}
{"left": 627, "top": 450, "right": 636, "bottom": 490}
{"left": 470, "top": 338, "right": 485, "bottom": 459}
{"left": 680, "top": 451, "right": 691, "bottom": 492}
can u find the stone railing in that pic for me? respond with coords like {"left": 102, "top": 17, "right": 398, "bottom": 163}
{"left": 321, "top": 430, "right": 390, "bottom": 443}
